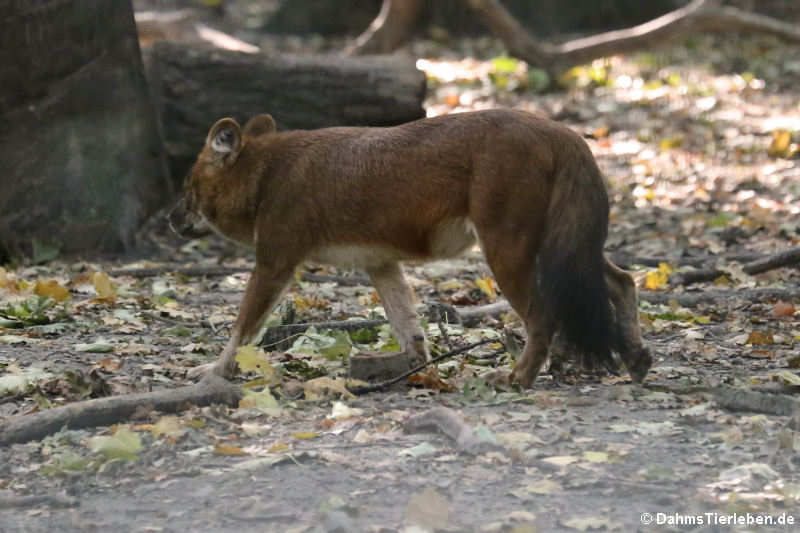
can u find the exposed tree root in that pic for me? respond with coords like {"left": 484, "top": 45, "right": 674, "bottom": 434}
{"left": 465, "top": 0, "right": 800, "bottom": 71}
{"left": 0, "top": 376, "right": 241, "bottom": 446}
{"left": 349, "top": 0, "right": 800, "bottom": 73}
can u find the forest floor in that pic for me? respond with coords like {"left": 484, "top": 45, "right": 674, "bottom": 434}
{"left": 1, "top": 23, "right": 800, "bottom": 533}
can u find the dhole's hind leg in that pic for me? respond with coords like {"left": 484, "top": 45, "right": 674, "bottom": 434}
{"left": 511, "top": 293, "right": 556, "bottom": 388}
{"left": 604, "top": 257, "right": 651, "bottom": 382}
{"left": 480, "top": 237, "right": 555, "bottom": 388}
{"left": 366, "top": 262, "right": 428, "bottom": 368}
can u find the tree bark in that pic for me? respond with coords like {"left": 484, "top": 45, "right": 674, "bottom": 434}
{"left": 344, "top": 0, "right": 424, "bottom": 55}
{"left": 147, "top": 42, "right": 426, "bottom": 182}
{"left": 0, "top": 0, "right": 169, "bottom": 259}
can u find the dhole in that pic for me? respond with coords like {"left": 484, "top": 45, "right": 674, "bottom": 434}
{"left": 169, "top": 109, "right": 651, "bottom": 387}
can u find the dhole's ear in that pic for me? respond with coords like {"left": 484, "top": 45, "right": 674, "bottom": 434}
{"left": 243, "top": 114, "right": 276, "bottom": 137}
{"left": 206, "top": 118, "right": 242, "bottom": 157}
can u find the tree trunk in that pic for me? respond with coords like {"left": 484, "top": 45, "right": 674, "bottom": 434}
{"left": 147, "top": 42, "right": 427, "bottom": 182}
{"left": 344, "top": 0, "right": 424, "bottom": 55}
{"left": 0, "top": 0, "right": 169, "bottom": 260}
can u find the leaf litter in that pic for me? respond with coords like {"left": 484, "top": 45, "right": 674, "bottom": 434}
{"left": 1, "top": 31, "right": 800, "bottom": 533}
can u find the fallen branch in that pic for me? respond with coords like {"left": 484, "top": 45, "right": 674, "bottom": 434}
{"left": 111, "top": 264, "right": 370, "bottom": 287}
{"left": 110, "top": 265, "right": 249, "bottom": 278}
{"left": 0, "top": 491, "right": 78, "bottom": 509}
{"left": 645, "top": 383, "right": 798, "bottom": 416}
{"left": 713, "top": 385, "right": 799, "bottom": 416}
{"left": 669, "top": 246, "right": 800, "bottom": 285}
{"left": 404, "top": 406, "right": 502, "bottom": 454}
{"left": 0, "top": 375, "right": 241, "bottom": 446}
{"left": 608, "top": 250, "right": 761, "bottom": 270}
{"left": 640, "top": 287, "right": 800, "bottom": 307}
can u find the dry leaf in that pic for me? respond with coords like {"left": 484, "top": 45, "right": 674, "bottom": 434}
{"left": 292, "top": 432, "right": 319, "bottom": 440}
{"left": 214, "top": 444, "right": 248, "bottom": 456}
{"left": 33, "top": 279, "right": 70, "bottom": 302}
{"left": 93, "top": 357, "right": 122, "bottom": 372}
{"left": 746, "top": 331, "right": 774, "bottom": 345}
{"left": 90, "top": 271, "right": 116, "bottom": 303}
{"left": 303, "top": 377, "right": 355, "bottom": 400}
{"left": 773, "top": 301, "right": 796, "bottom": 317}
{"left": 408, "top": 367, "right": 456, "bottom": 392}
{"left": 406, "top": 488, "right": 451, "bottom": 530}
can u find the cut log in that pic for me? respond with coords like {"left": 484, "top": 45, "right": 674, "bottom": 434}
{"left": 0, "top": 0, "right": 170, "bottom": 260}
{"left": 147, "top": 42, "right": 427, "bottom": 181}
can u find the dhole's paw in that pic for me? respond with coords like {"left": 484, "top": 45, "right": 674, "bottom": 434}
{"left": 509, "top": 364, "right": 538, "bottom": 389}
{"left": 186, "top": 362, "right": 217, "bottom": 380}
{"left": 407, "top": 350, "right": 429, "bottom": 370}
{"left": 186, "top": 361, "right": 234, "bottom": 381}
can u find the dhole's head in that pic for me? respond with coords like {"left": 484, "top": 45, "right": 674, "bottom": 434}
{"left": 168, "top": 114, "right": 276, "bottom": 241}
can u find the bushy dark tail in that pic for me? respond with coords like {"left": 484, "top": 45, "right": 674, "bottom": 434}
{"left": 537, "top": 146, "right": 616, "bottom": 369}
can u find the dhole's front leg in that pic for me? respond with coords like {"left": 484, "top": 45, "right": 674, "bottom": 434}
{"left": 366, "top": 262, "right": 429, "bottom": 368}
{"left": 192, "top": 263, "right": 294, "bottom": 380}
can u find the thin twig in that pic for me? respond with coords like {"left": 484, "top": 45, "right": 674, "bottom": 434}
{"left": 348, "top": 339, "right": 497, "bottom": 395}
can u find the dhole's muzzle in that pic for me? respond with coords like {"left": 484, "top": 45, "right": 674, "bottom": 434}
{"left": 167, "top": 197, "right": 211, "bottom": 239}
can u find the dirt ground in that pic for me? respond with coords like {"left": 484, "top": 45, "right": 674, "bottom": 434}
{"left": 2, "top": 18, "right": 800, "bottom": 533}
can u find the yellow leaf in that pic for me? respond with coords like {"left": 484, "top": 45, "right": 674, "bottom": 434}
{"left": 659, "top": 136, "right": 683, "bottom": 151}
{"left": 151, "top": 415, "right": 186, "bottom": 439}
{"left": 713, "top": 274, "right": 732, "bottom": 286}
{"left": 239, "top": 388, "right": 280, "bottom": 410}
{"left": 214, "top": 444, "right": 248, "bottom": 456}
{"left": 583, "top": 451, "right": 610, "bottom": 463}
{"left": 293, "top": 294, "right": 310, "bottom": 312}
{"left": 657, "top": 263, "right": 674, "bottom": 275}
{"left": 475, "top": 277, "right": 497, "bottom": 300}
{"left": 88, "top": 426, "right": 142, "bottom": 461}
{"left": 645, "top": 271, "right": 668, "bottom": 290}
{"left": 768, "top": 129, "right": 792, "bottom": 158}
{"left": 91, "top": 272, "right": 116, "bottom": 302}
{"left": 292, "top": 432, "right": 319, "bottom": 440}
{"left": 235, "top": 345, "right": 277, "bottom": 381}
{"left": 268, "top": 441, "right": 290, "bottom": 453}
{"left": 34, "top": 279, "right": 70, "bottom": 302}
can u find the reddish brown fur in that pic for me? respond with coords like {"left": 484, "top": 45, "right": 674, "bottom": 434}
{"left": 170, "top": 109, "right": 651, "bottom": 386}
